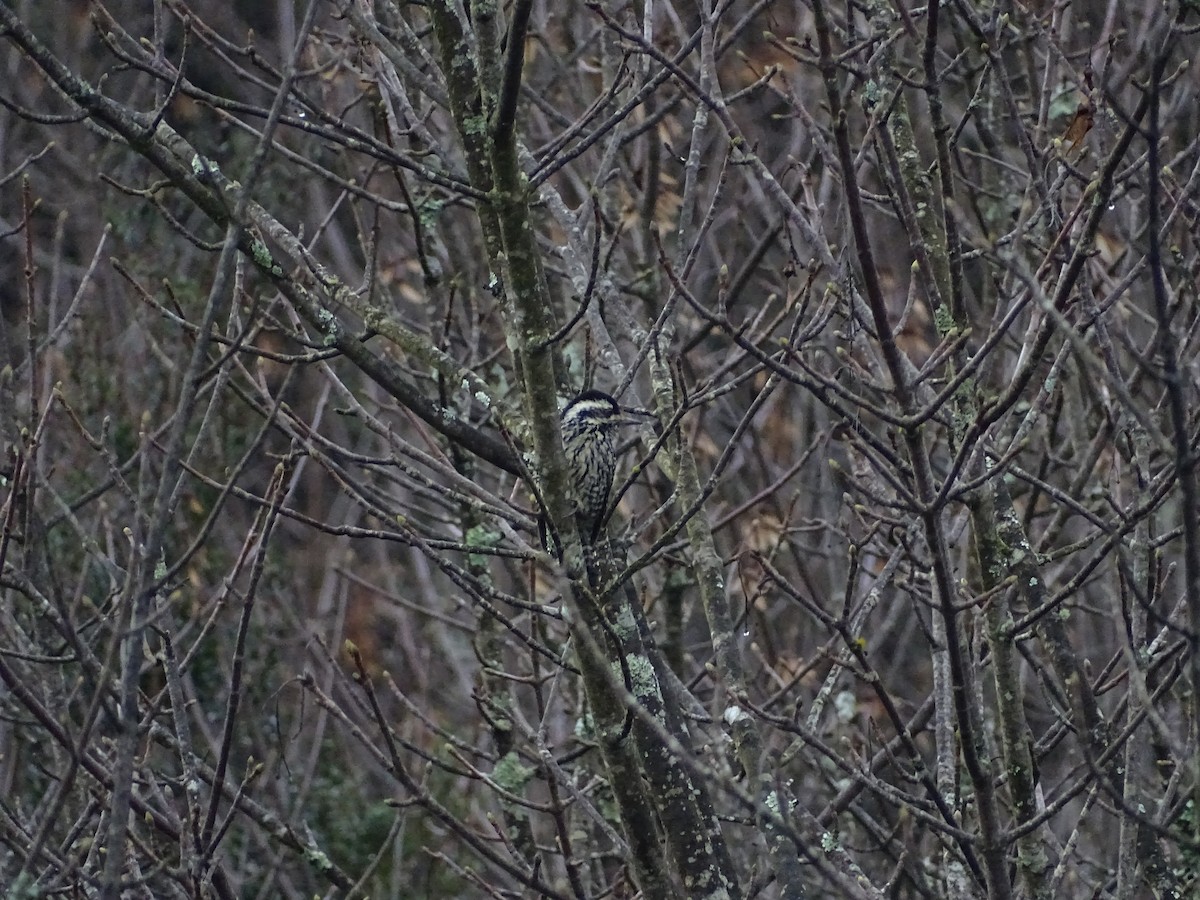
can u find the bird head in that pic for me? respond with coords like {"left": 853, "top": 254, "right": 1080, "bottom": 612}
{"left": 562, "top": 389, "right": 654, "bottom": 431}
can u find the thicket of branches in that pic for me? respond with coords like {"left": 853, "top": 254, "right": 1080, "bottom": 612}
{"left": 1, "top": 0, "right": 1199, "bottom": 897}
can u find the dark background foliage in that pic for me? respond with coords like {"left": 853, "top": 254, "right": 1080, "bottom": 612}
{"left": 1, "top": 0, "right": 1198, "bottom": 897}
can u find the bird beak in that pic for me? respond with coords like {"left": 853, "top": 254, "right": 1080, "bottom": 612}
{"left": 617, "top": 406, "right": 656, "bottom": 427}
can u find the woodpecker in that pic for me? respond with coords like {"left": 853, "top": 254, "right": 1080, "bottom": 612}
{"left": 551, "top": 389, "right": 651, "bottom": 547}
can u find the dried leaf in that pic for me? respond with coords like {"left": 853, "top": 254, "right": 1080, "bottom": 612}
{"left": 1062, "top": 102, "right": 1094, "bottom": 154}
